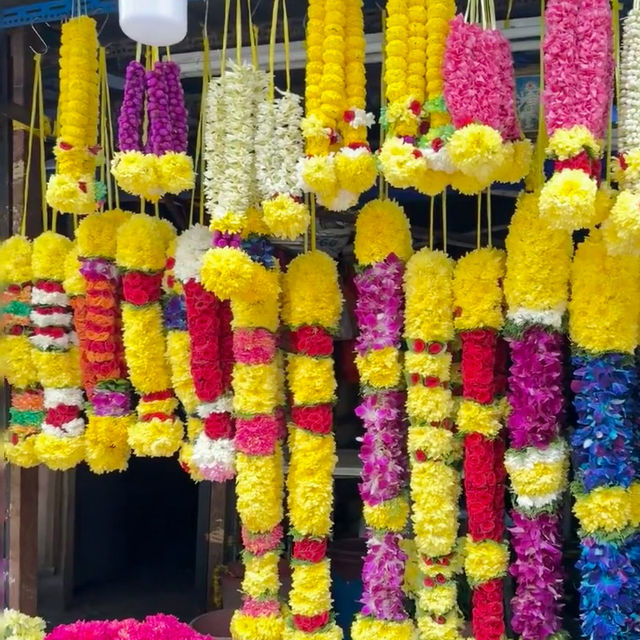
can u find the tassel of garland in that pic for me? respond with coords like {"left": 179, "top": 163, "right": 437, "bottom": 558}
{"left": 453, "top": 248, "right": 508, "bottom": 640}
{"left": 282, "top": 250, "right": 344, "bottom": 640}
{"left": 568, "top": 231, "right": 640, "bottom": 640}
{"left": 0, "top": 236, "right": 43, "bottom": 467}
{"left": 77, "top": 209, "right": 134, "bottom": 473}
{"left": 350, "top": 200, "right": 415, "bottom": 640}
{"left": 31, "top": 232, "right": 86, "bottom": 470}
{"left": 116, "top": 214, "right": 183, "bottom": 458}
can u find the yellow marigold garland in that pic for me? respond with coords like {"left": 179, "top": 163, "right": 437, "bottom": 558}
{"left": 116, "top": 214, "right": 183, "bottom": 458}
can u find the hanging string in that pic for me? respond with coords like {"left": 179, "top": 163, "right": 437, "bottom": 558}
{"left": 221, "top": 0, "right": 231, "bottom": 74}
{"left": 21, "top": 54, "right": 42, "bottom": 235}
{"left": 476, "top": 193, "right": 482, "bottom": 249}
{"left": 533, "top": 0, "right": 547, "bottom": 191}
{"left": 99, "top": 47, "right": 108, "bottom": 209}
{"left": 246, "top": 0, "right": 258, "bottom": 69}
{"left": 104, "top": 50, "right": 119, "bottom": 209}
{"left": 429, "top": 197, "right": 434, "bottom": 250}
{"left": 304, "top": 192, "right": 310, "bottom": 253}
{"left": 165, "top": 46, "right": 171, "bottom": 61}
{"left": 310, "top": 195, "right": 317, "bottom": 251}
{"left": 378, "top": 9, "right": 387, "bottom": 199}
{"left": 606, "top": 0, "right": 620, "bottom": 186}
{"left": 486, "top": 186, "right": 492, "bottom": 248}
{"left": 282, "top": 0, "right": 291, "bottom": 91}
{"left": 154, "top": 202, "right": 160, "bottom": 218}
{"left": 36, "top": 51, "right": 47, "bottom": 230}
{"left": 235, "top": 0, "right": 242, "bottom": 66}
{"left": 269, "top": 0, "right": 280, "bottom": 99}
{"left": 441, "top": 190, "right": 447, "bottom": 253}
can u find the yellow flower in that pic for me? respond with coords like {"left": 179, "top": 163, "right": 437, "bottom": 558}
{"left": 301, "top": 155, "right": 338, "bottom": 200}
{"left": 282, "top": 251, "right": 343, "bottom": 330}
{"left": 63, "top": 245, "right": 85, "bottom": 297}
{"left": 405, "top": 351, "right": 452, "bottom": 381}
{"left": 335, "top": 150, "right": 377, "bottom": 196}
{"left": 404, "top": 248, "right": 454, "bottom": 342}
{"left": 287, "top": 355, "right": 336, "bottom": 405}
{"left": 201, "top": 247, "right": 268, "bottom": 303}
{"left": 186, "top": 416, "right": 203, "bottom": 442}
{"left": 407, "top": 386, "right": 454, "bottom": 424}
{"left": 34, "top": 432, "right": 85, "bottom": 471}
{"left": 569, "top": 230, "right": 640, "bottom": 354}
{"left": 235, "top": 446, "right": 284, "bottom": 533}
{"left": 418, "top": 583, "right": 457, "bottom": 616}
{"left": 33, "top": 348, "right": 81, "bottom": 388}
{"left": 165, "top": 330, "right": 199, "bottom": 415}
{"left": 411, "top": 460, "right": 460, "bottom": 557}
{"left": 46, "top": 173, "right": 96, "bottom": 215}
{"left": 111, "top": 151, "right": 162, "bottom": 200}
{"left": 408, "top": 425, "right": 455, "bottom": 460}
{"left": 137, "top": 397, "right": 179, "bottom": 417}
{"left": 76, "top": 209, "right": 132, "bottom": 259}
{"left": 448, "top": 124, "right": 506, "bottom": 185}
{"left": 157, "top": 152, "right": 195, "bottom": 195}
{"left": 0, "top": 335, "right": 38, "bottom": 389}
{"left": 128, "top": 417, "right": 183, "bottom": 458}
{"left": 416, "top": 608, "right": 463, "bottom": 640}
{"left": 287, "top": 428, "right": 336, "bottom": 537}
{"left": 121, "top": 304, "right": 172, "bottom": 393}
{"left": 450, "top": 170, "right": 486, "bottom": 195}
{"left": 379, "top": 137, "right": 425, "bottom": 189}
{"left": 32, "top": 231, "right": 72, "bottom": 281}
{"left": 630, "top": 481, "right": 640, "bottom": 528}
{"left": 285, "top": 625, "right": 343, "bottom": 640}
{"left": 464, "top": 537, "right": 509, "bottom": 584}
{"left": 352, "top": 616, "right": 417, "bottom": 640}
{"left": 538, "top": 168, "right": 598, "bottom": 231}
{"left": 0, "top": 235, "right": 32, "bottom": 286}
{"left": 456, "top": 400, "right": 502, "bottom": 438}
{"left": 231, "top": 282, "right": 281, "bottom": 333}
{"left": 363, "top": 495, "right": 410, "bottom": 532}
{"left": 290, "top": 558, "right": 332, "bottom": 616}
{"left": 414, "top": 166, "right": 451, "bottom": 197}
{"left": 494, "top": 139, "right": 533, "bottom": 184}
{"left": 354, "top": 199, "right": 413, "bottom": 265}
{"left": 84, "top": 413, "right": 133, "bottom": 474}
{"left": 546, "top": 125, "right": 601, "bottom": 160}
{"left": 602, "top": 189, "right": 640, "bottom": 256}
{"left": 355, "top": 347, "right": 403, "bottom": 389}
{"left": 230, "top": 611, "right": 284, "bottom": 640}
{"left": 262, "top": 195, "right": 310, "bottom": 240}
{"left": 233, "top": 362, "right": 280, "bottom": 415}
{"left": 504, "top": 191, "right": 572, "bottom": 316}
{"left": 178, "top": 442, "right": 204, "bottom": 482}
{"left": 242, "top": 551, "right": 280, "bottom": 598}
{"left": 574, "top": 485, "right": 632, "bottom": 534}
{"left": 400, "top": 537, "right": 420, "bottom": 597}
{"left": 4, "top": 438, "right": 39, "bottom": 468}
{"left": 116, "top": 213, "right": 171, "bottom": 272}
{"left": 453, "top": 248, "right": 505, "bottom": 331}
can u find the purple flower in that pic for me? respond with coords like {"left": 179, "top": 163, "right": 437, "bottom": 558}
{"left": 92, "top": 389, "right": 131, "bottom": 417}
{"left": 117, "top": 60, "right": 145, "bottom": 152}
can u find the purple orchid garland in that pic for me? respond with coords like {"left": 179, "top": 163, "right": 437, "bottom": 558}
{"left": 505, "top": 325, "right": 567, "bottom": 640}
{"left": 117, "top": 61, "right": 145, "bottom": 152}
{"left": 353, "top": 254, "right": 410, "bottom": 623}
{"left": 163, "top": 61, "right": 189, "bottom": 153}
{"left": 146, "top": 61, "right": 173, "bottom": 155}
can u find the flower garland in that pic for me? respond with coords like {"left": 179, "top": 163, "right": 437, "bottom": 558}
{"left": 568, "top": 230, "right": 640, "bottom": 639}
{"left": 76, "top": 209, "right": 134, "bottom": 473}
{"left": 46, "top": 16, "right": 99, "bottom": 215}
{"left": 452, "top": 248, "right": 508, "bottom": 640}
{"left": 175, "top": 224, "right": 236, "bottom": 482}
{"left": 442, "top": 12, "right": 531, "bottom": 194}
{"left": 29, "top": 232, "right": 86, "bottom": 470}
{"left": 282, "top": 250, "right": 344, "bottom": 640}
{"left": 350, "top": 200, "right": 415, "bottom": 640}
{"left": 115, "top": 214, "right": 183, "bottom": 458}
{"left": 538, "top": 0, "right": 612, "bottom": 231}
{"left": 257, "top": 91, "right": 310, "bottom": 239}
{"left": 112, "top": 60, "right": 194, "bottom": 202}
{"left": 0, "top": 609, "right": 46, "bottom": 640}
{"left": 0, "top": 236, "right": 43, "bottom": 468}
{"left": 403, "top": 248, "right": 464, "bottom": 640}
{"left": 300, "top": 0, "right": 376, "bottom": 210}
{"left": 503, "top": 191, "right": 571, "bottom": 640}
{"left": 161, "top": 236, "right": 201, "bottom": 480}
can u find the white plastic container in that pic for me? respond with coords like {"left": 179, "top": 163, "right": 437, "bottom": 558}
{"left": 118, "top": 0, "right": 188, "bottom": 47}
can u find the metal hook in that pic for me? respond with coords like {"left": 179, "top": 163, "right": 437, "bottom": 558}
{"left": 29, "top": 24, "right": 49, "bottom": 55}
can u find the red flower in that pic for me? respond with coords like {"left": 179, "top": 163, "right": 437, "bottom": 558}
{"left": 410, "top": 100, "right": 422, "bottom": 116}
{"left": 45, "top": 404, "right": 79, "bottom": 427}
{"left": 235, "top": 416, "right": 279, "bottom": 455}
{"left": 554, "top": 150, "right": 591, "bottom": 174}
{"left": 293, "top": 538, "right": 327, "bottom": 563}
{"left": 122, "top": 271, "right": 162, "bottom": 305}
{"left": 204, "top": 412, "right": 233, "bottom": 439}
{"left": 291, "top": 404, "right": 332, "bottom": 435}
{"left": 472, "top": 579, "right": 505, "bottom": 640}
{"left": 290, "top": 326, "right": 333, "bottom": 357}
{"left": 414, "top": 339, "right": 425, "bottom": 353}
{"left": 293, "top": 612, "right": 329, "bottom": 633}
{"left": 343, "top": 110, "right": 355, "bottom": 123}
{"left": 431, "top": 137, "right": 444, "bottom": 152}
{"left": 460, "top": 329, "right": 497, "bottom": 404}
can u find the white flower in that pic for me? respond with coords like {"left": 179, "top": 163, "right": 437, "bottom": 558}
{"left": 30, "top": 310, "right": 73, "bottom": 328}
{"left": 506, "top": 306, "right": 565, "bottom": 330}
{"left": 191, "top": 433, "right": 235, "bottom": 481}
{"left": 619, "top": 9, "right": 640, "bottom": 154}
{"left": 346, "top": 107, "right": 375, "bottom": 129}
{"left": 174, "top": 224, "right": 212, "bottom": 284}
{"left": 30, "top": 289, "right": 68, "bottom": 306}
{"left": 255, "top": 97, "right": 277, "bottom": 200}
{"left": 423, "top": 146, "right": 456, "bottom": 174}
{"left": 196, "top": 395, "right": 233, "bottom": 417}
{"left": 44, "top": 387, "right": 84, "bottom": 409}
{"left": 273, "top": 91, "right": 305, "bottom": 196}
{"left": 42, "top": 417, "right": 85, "bottom": 437}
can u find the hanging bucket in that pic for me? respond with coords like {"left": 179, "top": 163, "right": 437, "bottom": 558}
{"left": 118, "top": 0, "right": 188, "bottom": 46}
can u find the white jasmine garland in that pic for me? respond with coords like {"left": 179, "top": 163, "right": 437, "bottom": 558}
{"left": 44, "top": 387, "right": 84, "bottom": 409}
{"left": 619, "top": 9, "right": 640, "bottom": 155}
{"left": 255, "top": 97, "right": 277, "bottom": 201}
{"left": 273, "top": 91, "right": 305, "bottom": 196}
{"left": 174, "top": 224, "right": 212, "bottom": 284}
{"left": 203, "top": 78, "right": 224, "bottom": 218}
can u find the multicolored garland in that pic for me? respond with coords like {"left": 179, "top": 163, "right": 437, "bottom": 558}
{"left": 76, "top": 209, "right": 134, "bottom": 473}
{"left": 282, "top": 250, "right": 344, "bottom": 640}
{"left": 300, "top": 0, "right": 376, "bottom": 210}
{"left": 453, "top": 248, "right": 508, "bottom": 640}
{"left": 350, "top": 200, "right": 415, "bottom": 640}
{"left": 162, "top": 235, "right": 201, "bottom": 480}
{"left": 30, "top": 232, "right": 86, "bottom": 470}
{"left": 503, "top": 191, "right": 572, "bottom": 640}
{"left": 112, "top": 59, "right": 194, "bottom": 202}
{"left": 538, "top": 0, "right": 612, "bottom": 231}
{"left": 46, "top": 16, "right": 99, "bottom": 215}
{"left": 404, "top": 248, "right": 464, "bottom": 640}
{"left": 115, "top": 214, "right": 183, "bottom": 458}
{"left": 568, "top": 231, "right": 640, "bottom": 639}
{"left": 0, "top": 236, "right": 43, "bottom": 467}
{"left": 175, "top": 224, "right": 236, "bottom": 482}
